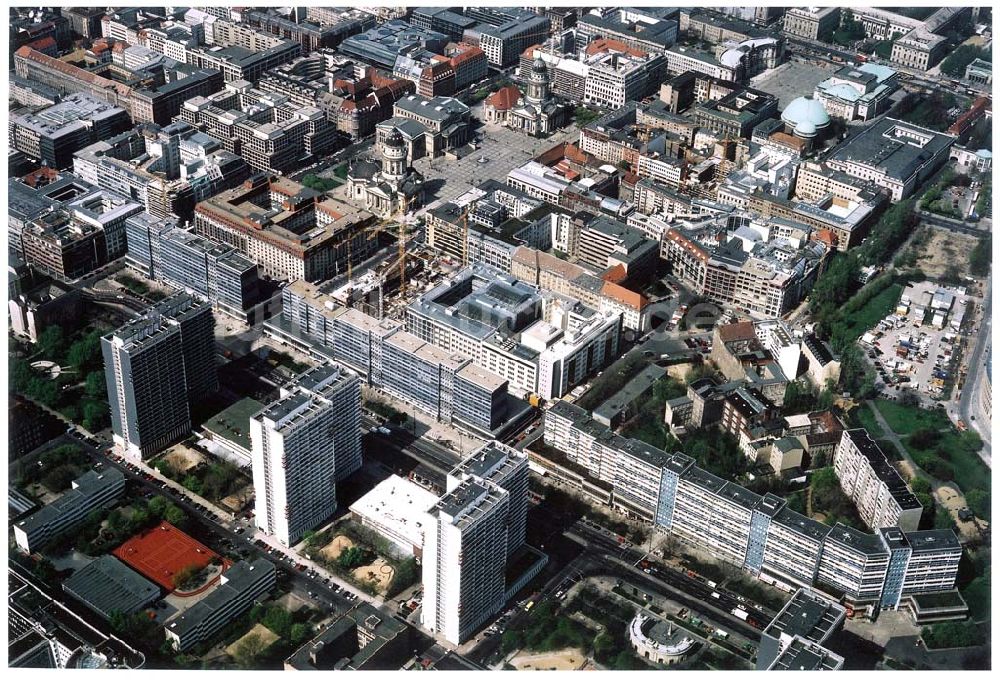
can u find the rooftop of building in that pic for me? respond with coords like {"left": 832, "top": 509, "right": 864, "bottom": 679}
{"left": 62, "top": 555, "right": 160, "bottom": 617}
{"left": 285, "top": 601, "right": 407, "bottom": 670}
{"left": 165, "top": 559, "right": 274, "bottom": 639}
{"left": 768, "top": 637, "right": 844, "bottom": 671}
{"left": 15, "top": 468, "right": 124, "bottom": 537}
{"left": 105, "top": 293, "right": 205, "bottom": 352}
{"left": 578, "top": 12, "right": 676, "bottom": 47}
{"left": 802, "top": 334, "right": 836, "bottom": 365}
{"left": 843, "top": 429, "right": 921, "bottom": 511}
{"left": 195, "top": 175, "right": 373, "bottom": 252}
{"left": 451, "top": 441, "right": 524, "bottom": 482}
{"left": 202, "top": 397, "right": 266, "bottom": 452}
{"left": 13, "top": 93, "right": 126, "bottom": 137}
{"left": 772, "top": 507, "right": 834, "bottom": 542}
{"left": 432, "top": 477, "right": 505, "bottom": 528}
{"left": 824, "top": 522, "right": 888, "bottom": 555}
{"left": 394, "top": 93, "right": 469, "bottom": 121}
{"left": 764, "top": 588, "right": 845, "bottom": 645}
{"left": 348, "top": 475, "right": 438, "bottom": 547}
{"left": 903, "top": 529, "right": 962, "bottom": 553}
{"left": 828, "top": 117, "right": 955, "bottom": 179}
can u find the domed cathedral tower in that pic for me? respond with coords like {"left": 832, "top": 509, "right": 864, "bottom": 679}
{"left": 381, "top": 129, "right": 408, "bottom": 184}
{"left": 525, "top": 57, "right": 551, "bottom": 106}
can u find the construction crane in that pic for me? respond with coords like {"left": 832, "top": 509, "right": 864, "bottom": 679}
{"left": 347, "top": 221, "right": 390, "bottom": 284}
{"left": 461, "top": 203, "right": 470, "bottom": 267}
{"left": 397, "top": 193, "right": 412, "bottom": 296}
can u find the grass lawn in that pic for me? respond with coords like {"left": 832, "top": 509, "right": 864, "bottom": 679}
{"left": 839, "top": 283, "right": 903, "bottom": 342}
{"left": 874, "top": 400, "right": 990, "bottom": 494}
{"left": 943, "top": 436, "right": 991, "bottom": 494}
{"left": 853, "top": 402, "right": 885, "bottom": 438}
{"left": 873, "top": 399, "right": 949, "bottom": 435}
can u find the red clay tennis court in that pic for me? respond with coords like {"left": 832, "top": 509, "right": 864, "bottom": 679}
{"left": 113, "top": 521, "right": 220, "bottom": 592}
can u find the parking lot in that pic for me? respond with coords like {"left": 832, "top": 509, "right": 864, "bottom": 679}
{"left": 861, "top": 281, "right": 975, "bottom": 399}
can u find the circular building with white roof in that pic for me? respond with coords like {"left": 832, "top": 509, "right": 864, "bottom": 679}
{"left": 781, "top": 96, "right": 831, "bottom": 140}
{"left": 629, "top": 613, "right": 696, "bottom": 666}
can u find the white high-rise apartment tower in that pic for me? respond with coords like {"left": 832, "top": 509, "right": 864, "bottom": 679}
{"left": 250, "top": 363, "right": 361, "bottom": 546}
{"left": 422, "top": 478, "right": 509, "bottom": 644}
{"left": 447, "top": 441, "right": 529, "bottom": 557}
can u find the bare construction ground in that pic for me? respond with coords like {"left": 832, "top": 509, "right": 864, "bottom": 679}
{"left": 510, "top": 648, "right": 589, "bottom": 671}
{"left": 912, "top": 229, "right": 981, "bottom": 281}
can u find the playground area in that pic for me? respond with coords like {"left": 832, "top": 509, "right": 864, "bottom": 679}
{"left": 352, "top": 557, "right": 395, "bottom": 593}
{"left": 935, "top": 485, "right": 986, "bottom": 542}
{"left": 509, "top": 648, "right": 589, "bottom": 671}
{"left": 320, "top": 535, "right": 355, "bottom": 561}
{"left": 161, "top": 444, "right": 207, "bottom": 474}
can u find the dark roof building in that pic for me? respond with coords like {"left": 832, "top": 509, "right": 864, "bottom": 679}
{"left": 284, "top": 602, "right": 411, "bottom": 670}
{"left": 62, "top": 556, "right": 161, "bottom": 620}
{"left": 757, "top": 587, "right": 846, "bottom": 670}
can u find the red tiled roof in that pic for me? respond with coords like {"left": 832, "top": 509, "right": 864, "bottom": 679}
{"left": 815, "top": 229, "right": 838, "bottom": 246}
{"left": 14, "top": 46, "right": 132, "bottom": 99}
{"left": 585, "top": 38, "right": 647, "bottom": 59}
{"left": 450, "top": 44, "right": 485, "bottom": 66}
{"left": 21, "top": 167, "right": 60, "bottom": 187}
{"left": 28, "top": 36, "right": 56, "bottom": 52}
{"left": 602, "top": 264, "right": 627, "bottom": 283}
{"left": 485, "top": 85, "right": 520, "bottom": 111}
{"left": 600, "top": 281, "right": 649, "bottom": 310}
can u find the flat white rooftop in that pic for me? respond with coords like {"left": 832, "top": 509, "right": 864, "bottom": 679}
{"left": 349, "top": 475, "right": 439, "bottom": 548}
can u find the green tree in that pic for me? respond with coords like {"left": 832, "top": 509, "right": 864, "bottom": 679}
{"left": 908, "top": 428, "right": 942, "bottom": 450}
{"left": 262, "top": 606, "right": 293, "bottom": 638}
{"left": 66, "top": 331, "right": 103, "bottom": 369}
{"left": 43, "top": 464, "right": 80, "bottom": 492}
{"left": 940, "top": 45, "right": 990, "bottom": 77}
{"left": 574, "top": 106, "right": 600, "bottom": 126}
{"left": 337, "top": 546, "right": 368, "bottom": 570}
{"left": 502, "top": 628, "right": 525, "bottom": 654}
{"left": 84, "top": 371, "right": 107, "bottom": 399}
{"left": 172, "top": 564, "right": 203, "bottom": 590}
{"left": 37, "top": 326, "right": 67, "bottom": 361}
{"left": 107, "top": 509, "right": 128, "bottom": 535}
{"left": 82, "top": 401, "right": 109, "bottom": 432}
{"left": 164, "top": 503, "right": 187, "bottom": 527}
{"left": 154, "top": 459, "right": 177, "bottom": 480}
{"left": 388, "top": 558, "right": 420, "bottom": 596}
{"left": 921, "top": 621, "right": 986, "bottom": 649}
{"left": 965, "top": 489, "right": 990, "bottom": 519}
{"left": 28, "top": 376, "right": 61, "bottom": 407}
{"left": 182, "top": 475, "right": 204, "bottom": 495}
{"left": 130, "top": 506, "right": 151, "bottom": 532}
{"left": 289, "top": 623, "right": 311, "bottom": 644}
{"left": 969, "top": 236, "right": 991, "bottom": 276}
{"left": 593, "top": 632, "right": 616, "bottom": 661}
{"left": 148, "top": 495, "right": 169, "bottom": 518}
{"left": 612, "top": 650, "right": 642, "bottom": 670}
